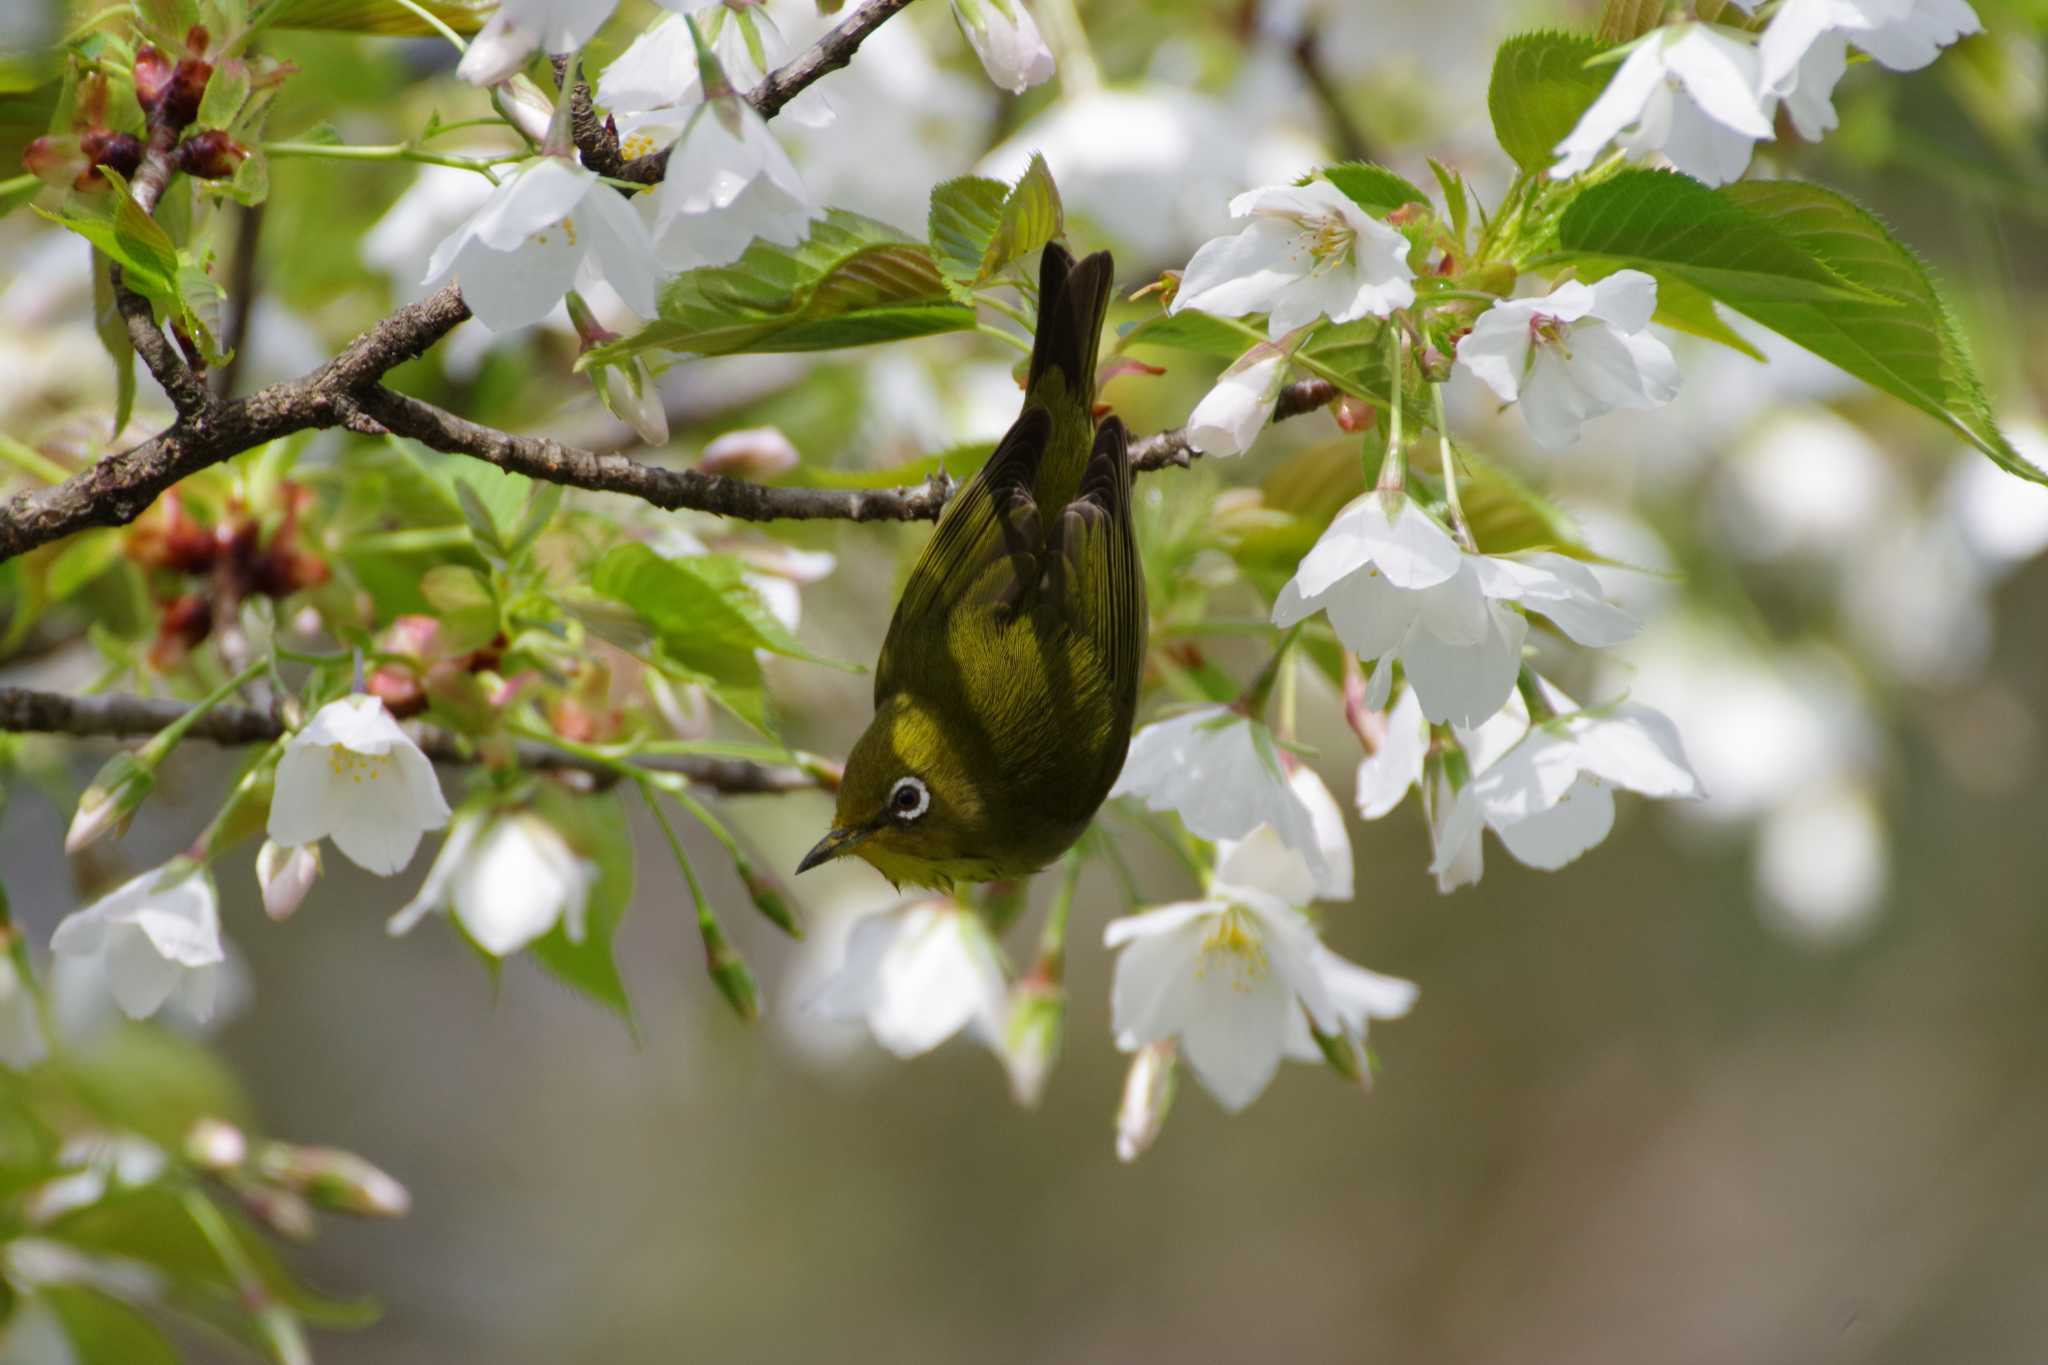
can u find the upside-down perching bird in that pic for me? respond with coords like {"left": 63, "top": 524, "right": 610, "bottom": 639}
{"left": 797, "top": 243, "right": 1145, "bottom": 890}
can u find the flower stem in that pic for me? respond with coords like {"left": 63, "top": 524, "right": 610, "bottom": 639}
{"left": 1035, "top": 0, "right": 1103, "bottom": 95}
{"left": 142, "top": 658, "right": 267, "bottom": 765}
{"left": 1376, "top": 322, "right": 1406, "bottom": 493}
{"left": 976, "top": 322, "right": 1034, "bottom": 356}
{"left": 387, "top": 0, "right": 467, "bottom": 52}
{"left": 261, "top": 141, "right": 516, "bottom": 181}
{"left": 977, "top": 292, "right": 1035, "bottom": 332}
{"left": 1430, "top": 382, "right": 1475, "bottom": 550}
{"left": 181, "top": 1188, "right": 312, "bottom": 1365}
{"left": 1032, "top": 850, "right": 1084, "bottom": 982}
{"left": 639, "top": 781, "right": 759, "bottom": 1022}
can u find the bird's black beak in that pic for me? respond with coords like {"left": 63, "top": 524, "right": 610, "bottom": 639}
{"left": 797, "top": 826, "right": 868, "bottom": 875}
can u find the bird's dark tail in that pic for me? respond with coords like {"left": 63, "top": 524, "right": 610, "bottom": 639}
{"left": 1027, "top": 243, "right": 1114, "bottom": 411}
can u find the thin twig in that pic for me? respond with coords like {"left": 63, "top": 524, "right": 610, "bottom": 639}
{"left": 567, "top": 0, "right": 921, "bottom": 185}
{"left": 216, "top": 201, "right": 265, "bottom": 399}
{"left": 0, "top": 686, "right": 820, "bottom": 794}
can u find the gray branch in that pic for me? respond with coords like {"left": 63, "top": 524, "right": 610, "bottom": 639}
{"left": 0, "top": 686, "right": 822, "bottom": 794}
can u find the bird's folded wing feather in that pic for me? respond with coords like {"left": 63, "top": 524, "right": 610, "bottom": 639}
{"left": 1048, "top": 416, "right": 1144, "bottom": 693}
{"left": 874, "top": 406, "right": 1052, "bottom": 702}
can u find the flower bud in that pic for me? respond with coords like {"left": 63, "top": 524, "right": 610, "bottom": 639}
{"left": 1334, "top": 394, "right": 1377, "bottom": 433}
{"left": 133, "top": 46, "right": 176, "bottom": 114}
{"left": 22, "top": 134, "right": 84, "bottom": 187}
{"left": 236, "top": 1182, "right": 316, "bottom": 1241}
{"left": 255, "top": 840, "right": 321, "bottom": 921}
{"left": 700, "top": 915, "right": 760, "bottom": 1023}
{"left": 366, "top": 665, "right": 427, "bottom": 719}
{"left": 252, "top": 1142, "right": 410, "bottom": 1219}
{"left": 173, "top": 128, "right": 245, "bottom": 180}
{"left": 734, "top": 853, "right": 800, "bottom": 937}
{"left": 1115, "top": 1041, "right": 1178, "bottom": 1164}
{"left": 498, "top": 75, "right": 555, "bottom": 146}
{"left": 698, "top": 427, "right": 799, "bottom": 480}
{"left": 78, "top": 128, "right": 144, "bottom": 188}
{"left": 590, "top": 356, "right": 670, "bottom": 447}
{"left": 147, "top": 592, "right": 214, "bottom": 670}
{"left": 66, "top": 753, "right": 155, "bottom": 854}
{"left": 1002, "top": 981, "right": 1062, "bottom": 1108}
{"left": 183, "top": 1117, "right": 248, "bottom": 1172}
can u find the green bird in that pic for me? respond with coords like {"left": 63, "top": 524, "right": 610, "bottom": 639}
{"left": 797, "top": 243, "right": 1146, "bottom": 891}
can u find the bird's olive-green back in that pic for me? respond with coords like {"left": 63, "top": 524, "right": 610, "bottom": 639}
{"left": 847, "top": 244, "right": 1146, "bottom": 883}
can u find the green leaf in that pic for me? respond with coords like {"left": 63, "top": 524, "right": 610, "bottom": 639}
{"left": 528, "top": 788, "right": 636, "bottom": 1025}
{"left": 1456, "top": 451, "right": 1587, "bottom": 557}
{"left": 506, "top": 481, "right": 564, "bottom": 557}
{"left": 1717, "top": 179, "right": 2032, "bottom": 480}
{"left": 928, "top": 153, "right": 1065, "bottom": 300}
{"left": 1428, "top": 157, "right": 1470, "bottom": 245}
{"left": 594, "top": 210, "right": 975, "bottom": 363}
{"left": 1488, "top": 31, "right": 1615, "bottom": 174}
{"left": 1573, "top": 258, "right": 1766, "bottom": 360}
{"left": 89, "top": 253, "right": 135, "bottom": 435}
{"left": 677, "top": 553, "right": 858, "bottom": 671}
{"left": 591, "top": 544, "right": 785, "bottom": 730}
{"left": 1320, "top": 162, "right": 1430, "bottom": 216}
{"left": 1114, "top": 310, "right": 1248, "bottom": 360}
{"left": 0, "top": 172, "right": 39, "bottom": 220}
{"left": 43, "top": 1288, "right": 181, "bottom": 1365}
{"left": 261, "top": 0, "right": 491, "bottom": 33}
{"left": 418, "top": 565, "right": 498, "bottom": 653}
{"left": 175, "top": 257, "right": 228, "bottom": 366}
{"left": 46, "top": 529, "right": 121, "bottom": 601}
{"left": 196, "top": 57, "right": 250, "bottom": 130}
{"left": 1553, "top": 168, "right": 1879, "bottom": 303}
{"left": 929, "top": 182, "right": 1009, "bottom": 292}
{"left": 37, "top": 175, "right": 180, "bottom": 303}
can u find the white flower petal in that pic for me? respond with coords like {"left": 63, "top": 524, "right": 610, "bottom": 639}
{"left": 1494, "top": 774, "right": 1618, "bottom": 869}
{"left": 1356, "top": 686, "right": 1428, "bottom": 819}
{"left": 1402, "top": 600, "right": 1526, "bottom": 727}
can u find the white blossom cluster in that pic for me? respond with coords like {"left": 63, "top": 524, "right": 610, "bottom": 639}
{"left": 1552, "top": 0, "right": 1982, "bottom": 186}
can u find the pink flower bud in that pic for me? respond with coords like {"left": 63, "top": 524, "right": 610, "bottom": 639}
{"left": 255, "top": 840, "right": 321, "bottom": 921}
{"left": 699, "top": 426, "right": 799, "bottom": 480}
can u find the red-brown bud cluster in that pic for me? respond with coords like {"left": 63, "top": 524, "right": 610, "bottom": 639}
{"left": 128, "top": 485, "right": 331, "bottom": 673}
{"left": 367, "top": 617, "right": 509, "bottom": 723}
{"left": 135, "top": 28, "right": 213, "bottom": 131}
{"left": 173, "top": 128, "right": 245, "bottom": 180}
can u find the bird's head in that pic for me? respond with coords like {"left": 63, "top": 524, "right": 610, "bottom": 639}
{"left": 798, "top": 696, "right": 989, "bottom": 890}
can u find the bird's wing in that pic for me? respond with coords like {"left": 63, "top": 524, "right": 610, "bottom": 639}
{"left": 1046, "top": 416, "right": 1145, "bottom": 699}
{"left": 874, "top": 405, "right": 1052, "bottom": 703}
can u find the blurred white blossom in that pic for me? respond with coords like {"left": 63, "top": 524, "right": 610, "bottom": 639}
{"left": 1754, "top": 780, "right": 1889, "bottom": 943}
{"left": 810, "top": 899, "right": 1008, "bottom": 1057}
{"left": 388, "top": 810, "right": 597, "bottom": 957}
{"left": 50, "top": 864, "right": 226, "bottom": 1023}
{"left": 1115, "top": 1041, "right": 1177, "bottom": 1163}
{"left": 1173, "top": 181, "right": 1415, "bottom": 337}
{"left": 457, "top": 0, "right": 619, "bottom": 86}
{"left": 268, "top": 694, "right": 450, "bottom": 877}
{"left": 950, "top": 0, "right": 1055, "bottom": 94}
{"left": 1746, "top": 0, "right": 1983, "bottom": 97}
{"left": 1551, "top": 24, "right": 1775, "bottom": 185}
{"left": 1456, "top": 271, "right": 1679, "bottom": 450}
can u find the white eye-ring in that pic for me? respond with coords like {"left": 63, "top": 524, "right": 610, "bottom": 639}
{"left": 889, "top": 775, "right": 930, "bottom": 821}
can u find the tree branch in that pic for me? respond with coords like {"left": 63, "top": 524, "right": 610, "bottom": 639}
{"left": 114, "top": 124, "right": 211, "bottom": 419}
{"left": 567, "top": 0, "right": 922, "bottom": 185}
{"left": 0, "top": 686, "right": 822, "bottom": 794}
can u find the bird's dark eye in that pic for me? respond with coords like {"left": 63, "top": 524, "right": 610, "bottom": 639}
{"left": 889, "top": 776, "right": 930, "bottom": 821}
